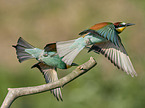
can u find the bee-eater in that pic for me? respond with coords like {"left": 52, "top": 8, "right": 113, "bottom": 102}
{"left": 13, "top": 37, "right": 78, "bottom": 101}
{"left": 56, "top": 22, "right": 137, "bottom": 77}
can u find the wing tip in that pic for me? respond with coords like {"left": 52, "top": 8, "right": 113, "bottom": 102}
{"left": 131, "top": 71, "right": 137, "bottom": 77}
{"left": 51, "top": 88, "right": 63, "bottom": 101}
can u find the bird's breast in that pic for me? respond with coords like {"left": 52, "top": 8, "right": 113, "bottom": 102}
{"left": 39, "top": 52, "right": 66, "bottom": 69}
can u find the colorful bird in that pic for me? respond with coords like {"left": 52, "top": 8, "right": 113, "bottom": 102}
{"left": 56, "top": 22, "right": 137, "bottom": 77}
{"left": 13, "top": 37, "right": 78, "bottom": 101}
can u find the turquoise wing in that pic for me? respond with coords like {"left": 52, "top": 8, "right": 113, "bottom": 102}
{"left": 79, "top": 23, "right": 120, "bottom": 47}
{"left": 95, "top": 24, "right": 120, "bottom": 46}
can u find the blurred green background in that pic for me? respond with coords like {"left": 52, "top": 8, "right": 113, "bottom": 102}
{"left": 0, "top": 0, "right": 145, "bottom": 108}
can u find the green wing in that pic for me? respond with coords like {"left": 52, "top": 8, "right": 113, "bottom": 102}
{"left": 95, "top": 24, "right": 119, "bottom": 46}
{"left": 79, "top": 23, "right": 120, "bottom": 47}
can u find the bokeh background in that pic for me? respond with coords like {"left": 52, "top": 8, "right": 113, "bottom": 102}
{"left": 0, "top": 0, "right": 145, "bottom": 108}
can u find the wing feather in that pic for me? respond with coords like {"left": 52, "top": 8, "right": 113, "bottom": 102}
{"left": 79, "top": 23, "right": 120, "bottom": 47}
{"left": 95, "top": 24, "right": 120, "bottom": 46}
{"left": 31, "top": 63, "right": 63, "bottom": 101}
{"left": 88, "top": 40, "right": 137, "bottom": 77}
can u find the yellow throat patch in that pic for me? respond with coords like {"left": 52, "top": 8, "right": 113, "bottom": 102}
{"left": 116, "top": 27, "right": 126, "bottom": 33}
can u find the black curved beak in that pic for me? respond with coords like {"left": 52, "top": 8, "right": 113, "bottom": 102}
{"left": 126, "top": 23, "right": 135, "bottom": 27}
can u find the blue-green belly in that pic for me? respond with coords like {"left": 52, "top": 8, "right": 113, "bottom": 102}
{"left": 40, "top": 53, "right": 66, "bottom": 69}
{"left": 25, "top": 48, "right": 66, "bottom": 69}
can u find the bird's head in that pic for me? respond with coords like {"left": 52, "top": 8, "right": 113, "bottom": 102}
{"left": 113, "top": 22, "right": 135, "bottom": 33}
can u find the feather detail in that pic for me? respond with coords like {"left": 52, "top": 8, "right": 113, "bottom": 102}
{"left": 12, "top": 37, "right": 35, "bottom": 63}
{"left": 31, "top": 62, "right": 63, "bottom": 101}
{"left": 88, "top": 40, "right": 137, "bottom": 77}
{"left": 56, "top": 39, "right": 85, "bottom": 65}
{"left": 44, "top": 43, "right": 56, "bottom": 52}
{"left": 79, "top": 22, "right": 120, "bottom": 47}
{"left": 89, "top": 22, "right": 111, "bottom": 30}
{"left": 95, "top": 24, "right": 120, "bottom": 47}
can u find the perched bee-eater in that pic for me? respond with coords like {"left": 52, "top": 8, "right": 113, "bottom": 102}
{"left": 13, "top": 37, "right": 78, "bottom": 101}
{"left": 56, "top": 22, "right": 137, "bottom": 77}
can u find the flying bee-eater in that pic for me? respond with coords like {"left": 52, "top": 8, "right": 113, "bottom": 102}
{"left": 56, "top": 22, "right": 137, "bottom": 77}
{"left": 13, "top": 37, "right": 78, "bottom": 101}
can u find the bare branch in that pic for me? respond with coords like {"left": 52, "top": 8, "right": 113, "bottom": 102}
{"left": 1, "top": 57, "right": 97, "bottom": 108}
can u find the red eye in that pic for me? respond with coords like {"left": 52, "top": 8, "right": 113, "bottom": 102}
{"left": 119, "top": 25, "right": 122, "bottom": 27}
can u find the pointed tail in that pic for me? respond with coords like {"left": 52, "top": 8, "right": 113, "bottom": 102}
{"left": 32, "top": 62, "right": 63, "bottom": 101}
{"left": 56, "top": 38, "right": 85, "bottom": 65}
{"left": 12, "top": 37, "right": 35, "bottom": 63}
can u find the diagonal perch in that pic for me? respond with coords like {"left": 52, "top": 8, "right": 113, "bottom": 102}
{"left": 1, "top": 57, "right": 97, "bottom": 108}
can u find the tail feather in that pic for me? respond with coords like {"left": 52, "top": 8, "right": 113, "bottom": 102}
{"left": 17, "top": 37, "right": 34, "bottom": 48}
{"left": 13, "top": 37, "right": 35, "bottom": 63}
{"left": 56, "top": 39, "right": 85, "bottom": 65}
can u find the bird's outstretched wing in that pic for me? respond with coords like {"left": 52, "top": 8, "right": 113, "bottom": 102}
{"left": 88, "top": 37, "right": 137, "bottom": 77}
{"left": 79, "top": 22, "right": 120, "bottom": 47}
{"left": 32, "top": 62, "right": 63, "bottom": 101}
